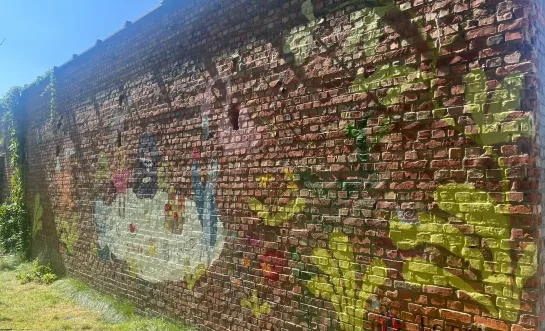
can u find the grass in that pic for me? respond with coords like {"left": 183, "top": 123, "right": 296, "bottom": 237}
{"left": 0, "top": 255, "right": 191, "bottom": 331}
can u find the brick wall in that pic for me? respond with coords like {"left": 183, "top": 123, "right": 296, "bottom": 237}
{"left": 14, "top": 0, "right": 544, "bottom": 330}
{"left": 532, "top": 0, "right": 545, "bottom": 329}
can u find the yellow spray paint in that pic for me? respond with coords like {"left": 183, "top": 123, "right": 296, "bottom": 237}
{"left": 184, "top": 259, "right": 206, "bottom": 290}
{"left": 308, "top": 231, "right": 386, "bottom": 330}
{"left": 32, "top": 194, "right": 43, "bottom": 238}
{"left": 285, "top": 0, "right": 537, "bottom": 325}
{"left": 248, "top": 196, "right": 305, "bottom": 227}
{"left": 127, "top": 259, "right": 141, "bottom": 278}
{"left": 95, "top": 152, "right": 110, "bottom": 181}
{"left": 389, "top": 67, "right": 535, "bottom": 321}
{"left": 241, "top": 289, "right": 271, "bottom": 318}
{"left": 248, "top": 169, "right": 305, "bottom": 226}
{"left": 57, "top": 214, "right": 79, "bottom": 255}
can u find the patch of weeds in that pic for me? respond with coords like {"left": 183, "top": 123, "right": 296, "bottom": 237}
{"left": 41, "top": 272, "right": 57, "bottom": 284}
{"left": 52, "top": 279, "right": 190, "bottom": 329}
{"left": 16, "top": 259, "right": 57, "bottom": 284}
{"left": 52, "top": 279, "right": 132, "bottom": 324}
{"left": 0, "top": 255, "right": 19, "bottom": 271}
{"left": 0, "top": 256, "right": 190, "bottom": 330}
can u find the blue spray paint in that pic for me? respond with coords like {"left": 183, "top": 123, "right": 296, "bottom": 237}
{"left": 93, "top": 202, "right": 113, "bottom": 261}
{"left": 192, "top": 159, "right": 219, "bottom": 262}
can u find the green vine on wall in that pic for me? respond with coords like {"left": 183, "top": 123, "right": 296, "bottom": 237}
{"left": 0, "top": 67, "right": 58, "bottom": 260}
{"left": 4, "top": 88, "right": 29, "bottom": 250}
{"left": 35, "top": 68, "right": 57, "bottom": 124}
{"left": 0, "top": 86, "right": 30, "bottom": 259}
{"left": 45, "top": 70, "right": 57, "bottom": 124}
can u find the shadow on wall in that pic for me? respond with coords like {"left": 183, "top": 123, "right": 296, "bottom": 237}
{"left": 22, "top": 0, "right": 540, "bottom": 329}
{"left": 31, "top": 192, "right": 66, "bottom": 276}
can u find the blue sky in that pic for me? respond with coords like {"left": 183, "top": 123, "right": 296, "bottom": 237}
{"left": 0, "top": 0, "right": 160, "bottom": 97}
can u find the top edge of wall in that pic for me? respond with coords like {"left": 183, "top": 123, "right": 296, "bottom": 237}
{"left": 31, "top": 0, "right": 195, "bottom": 87}
{"left": 55, "top": 0, "right": 185, "bottom": 71}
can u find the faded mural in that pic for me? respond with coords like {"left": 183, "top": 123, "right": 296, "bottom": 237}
{"left": 92, "top": 119, "right": 225, "bottom": 284}
{"left": 32, "top": 0, "right": 539, "bottom": 329}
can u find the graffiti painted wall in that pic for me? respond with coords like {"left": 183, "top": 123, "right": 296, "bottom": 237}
{"left": 14, "top": 0, "right": 545, "bottom": 330}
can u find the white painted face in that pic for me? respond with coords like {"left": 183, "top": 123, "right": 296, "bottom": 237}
{"left": 92, "top": 189, "right": 225, "bottom": 282}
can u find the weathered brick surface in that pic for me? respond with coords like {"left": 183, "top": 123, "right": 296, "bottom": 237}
{"left": 534, "top": 1, "right": 545, "bottom": 330}
{"left": 4, "top": 0, "right": 544, "bottom": 330}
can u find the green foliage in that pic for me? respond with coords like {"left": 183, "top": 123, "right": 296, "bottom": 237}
{"left": 0, "top": 254, "right": 19, "bottom": 271}
{"left": 0, "top": 88, "right": 29, "bottom": 257}
{"left": 44, "top": 70, "right": 57, "bottom": 123}
{"left": 0, "top": 69, "right": 59, "bottom": 259}
{"left": 17, "top": 259, "right": 57, "bottom": 285}
{"left": 0, "top": 86, "right": 30, "bottom": 259}
{"left": 0, "top": 71, "right": 57, "bottom": 257}
{"left": 34, "top": 68, "right": 58, "bottom": 124}
{"left": 0, "top": 203, "right": 30, "bottom": 256}
{"left": 41, "top": 272, "right": 57, "bottom": 284}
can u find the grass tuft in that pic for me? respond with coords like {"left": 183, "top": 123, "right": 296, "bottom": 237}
{"left": 52, "top": 279, "right": 130, "bottom": 324}
{"left": 0, "top": 255, "right": 192, "bottom": 330}
{"left": 0, "top": 254, "right": 19, "bottom": 271}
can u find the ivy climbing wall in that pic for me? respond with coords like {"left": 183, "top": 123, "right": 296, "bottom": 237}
{"left": 13, "top": 0, "right": 545, "bottom": 330}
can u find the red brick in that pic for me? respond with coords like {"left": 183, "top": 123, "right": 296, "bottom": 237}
{"left": 511, "top": 325, "right": 535, "bottom": 331}
{"left": 466, "top": 26, "right": 498, "bottom": 39}
{"left": 505, "top": 31, "right": 523, "bottom": 41}
{"left": 519, "top": 314, "right": 537, "bottom": 327}
{"left": 423, "top": 285, "right": 453, "bottom": 297}
{"left": 474, "top": 316, "right": 509, "bottom": 331}
{"left": 498, "top": 18, "right": 528, "bottom": 32}
{"left": 439, "top": 309, "right": 471, "bottom": 324}
{"left": 3, "top": 0, "right": 541, "bottom": 330}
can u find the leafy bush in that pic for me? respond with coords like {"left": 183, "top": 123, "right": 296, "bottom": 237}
{"left": 41, "top": 272, "right": 57, "bottom": 285}
{"left": 0, "top": 202, "right": 30, "bottom": 257}
{"left": 0, "top": 86, "right": 30, "bottom": 260}
{"left": 17, "top": 259, "right": 56, "bottom": 285}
